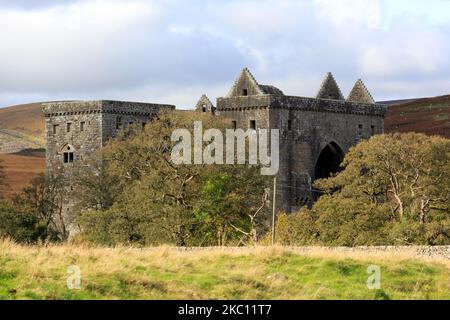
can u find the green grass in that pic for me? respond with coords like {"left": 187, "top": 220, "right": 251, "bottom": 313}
{"left": 0, "top": 242, "right": 449, "bottom": 300}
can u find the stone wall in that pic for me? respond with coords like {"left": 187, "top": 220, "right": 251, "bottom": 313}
{"left": 159, "top": 246, "right": 450, "bottom": 260}
{"left": 42, "top": 100, "right": 175, "bottom": 233}
{"left": 216, "top": 94, "right": 387, "bottom": 212}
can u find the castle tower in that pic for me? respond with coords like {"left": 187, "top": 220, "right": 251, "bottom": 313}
{"left": 42, "top": 100, "right": 175, "bottom": 233}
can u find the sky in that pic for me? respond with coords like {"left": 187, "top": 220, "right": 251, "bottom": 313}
{"left": 0, "top": 0, "right": 449, "bottom": 109}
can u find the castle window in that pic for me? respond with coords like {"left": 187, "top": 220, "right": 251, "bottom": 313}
{"left": 80, "top": 121, "right": 85, "bottom": 132}
{"left": 371, "top": 125, "right": 375, "bottom": 136}
{"left": 67, "top": 122, "right": 72, "bottom": 133}
{"left": 116, "top": 117, "right": 122, "bottom": 129}
{"left": 232, "top": 120, "right": 237, "bottom": 130}
{"left": 63, "top": 151, "right": 74, "bottom": 164}
{"left": 288, "top": 120, "right": 292, "bottom": 130}
{"left": 53, "top": 124, "right": 59, "bottom": 134}
{"left": 358, "top": 124, "right": 363, "bottom": 136}
{"left": 61, "top": 144, "right": 74, "bottom": 164}
{"left": 202, "top": 105, "right": 207, "bottom": 112}
{"left": 250, "top": 120, "right": 256, "bottom": 130}
{"left": 243, "top": 89, "right": 248, "bottom": 96}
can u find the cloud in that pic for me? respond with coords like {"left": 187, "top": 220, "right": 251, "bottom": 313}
{"left": 0, "top": 0, "right": 450, "bottom": 107}
{"left": 315, "top": 0, "right": 382, "bottom": 30}
{"left": 360, "top": 19, "right": 450, "bottom": 79}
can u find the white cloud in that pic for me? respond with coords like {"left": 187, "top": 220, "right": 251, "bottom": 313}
{"left": 315, "top": 0, "right": 382, "bottom": 30}
{"left": 360, "top": 20, "right": 450, "bottom": 78}
{"left": 0, "top": 0, "right": 162, "bottom": 91}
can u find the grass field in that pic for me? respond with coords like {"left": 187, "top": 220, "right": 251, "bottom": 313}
{"left": 0, "top": 241, "right": 449, "bottom": 300}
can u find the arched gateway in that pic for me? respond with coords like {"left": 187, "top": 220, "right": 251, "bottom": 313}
{"left": 315, "top": 142, "right": 344, "bottom": 180}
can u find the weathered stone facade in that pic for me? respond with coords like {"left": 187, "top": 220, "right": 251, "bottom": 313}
{"left": 42, "top": 68, "right": 386, "bottom": 227}
{"left": 195, "top": 94, "right": 215, "bottom": 114}
{"left": 42, "top": 100, "right": 175, "bottom": 222}
{"left": 216, "top": 68, "right": 387, "bottom": 212}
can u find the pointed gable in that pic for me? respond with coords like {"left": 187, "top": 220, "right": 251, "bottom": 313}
{"left": 347, "top": 79, "right": 375, "bottom": 104}
{"left": 316, "top": 72, "right": 345, "bottom": 100}
{"left": 195, "top": 94, "right": 215, "bottom": 113}
{"left": 227, "top": 67, "right": 265, "bottom": 97}
{"left": 227, "top": 68, "right": 284, "bottom": 97}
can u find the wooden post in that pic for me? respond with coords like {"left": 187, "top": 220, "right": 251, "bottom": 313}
{"left": 271, "top": 177, "right": 277, "bottom": 246}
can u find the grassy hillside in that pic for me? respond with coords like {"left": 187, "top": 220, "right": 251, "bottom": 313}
{"left": 0, "top": 102, "right": 45, "bottom": 153}
{"left": 0, "top": 242, "right": 449, "bottom": 300}
{"left": 0, "top": 152, "right": 45, "bottom": 196}
{"left": 385, "top": 95, "right": 450, "bottom": 138}
{"left": 0, "top": 103, "right": 44, "bottom": 138}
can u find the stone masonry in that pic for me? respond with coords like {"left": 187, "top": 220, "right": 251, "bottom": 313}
{"left": 42, "top": 68, "right": 386, "bottom": 227}
{"left": 42, "top": 100, "right": 175, "bottom": 223}
{"left": 215, "top": 68, "right": 387, "bottom": 212}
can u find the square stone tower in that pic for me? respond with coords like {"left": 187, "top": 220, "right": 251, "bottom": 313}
{"left": 42, "top": 100, "right": 175, "bottom": 223}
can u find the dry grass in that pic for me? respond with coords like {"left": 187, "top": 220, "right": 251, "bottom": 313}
{"left": 1, "top": 240, "right": 449, "bottom": 300}
{"left": 0, "top": 153, "right": 45, "bottom": 196}
{"left": 0, "top": 103, "right": 44, "bottom": 141}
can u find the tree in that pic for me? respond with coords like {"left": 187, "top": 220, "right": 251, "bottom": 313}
{"left": 18, "top": 173, "right": 68, "bottom": 241}
{"left": 76, "top": 111, "right": 271, "bottom": 246}
{"left": 274, "top": 133, "right": 450, "bottom": 246}
{"left": 0, "top": 201, "right": 47, "bottom": 243}
{"left": 195, "top": 167, "right": 270, "bottom": 246}
{"left": 0, "top": 172, "right": 67, "bottom": 244}
{"left": 0, "top": 159, "right": 7, "bottom": 198}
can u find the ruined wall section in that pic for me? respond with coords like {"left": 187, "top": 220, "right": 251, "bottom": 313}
{"left": 100, "top": 100, "right": 175, "bottom": 144}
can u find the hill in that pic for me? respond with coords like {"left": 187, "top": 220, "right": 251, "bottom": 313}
{"left": 384, "top": 95, "right": 450, "bottom": 138}
{"left": 0, "top": 243, "right": 449, "bottom": 300}
{"left": 0, "top": 151, "right": 45, "bottom": 197}
{"left": 0, "top": 102, "right": 45, "bottom": 153}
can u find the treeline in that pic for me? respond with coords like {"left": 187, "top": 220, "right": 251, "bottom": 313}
{"left": 0, "top": 114, "right": 449, "bottom": 246}
{"left": 0, "top": 112, "right": 272, "bottom": 246}
{"left": 275, "top": 133, "right": 450, "bottom": 246}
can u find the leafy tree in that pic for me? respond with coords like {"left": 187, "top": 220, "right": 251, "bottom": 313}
{"left": 274, "top": 133, "right": 450, "bottom": 246}
{"left": 17, "top": 173, "right": 68, "bottom": 241}
{"left": 194, "top": 167, "right": 270, "bottom": 246}
{"left": 0, "top": 159, "right": 7, "bottom": 198}
{"left": 76, "top": 111, "right": 271, "bottom": 246}
{"left": 0, "top": 201, "right": 47, "bottom": 243}
{"left": 0, "top": 172, "right": 67, "bottom": 243}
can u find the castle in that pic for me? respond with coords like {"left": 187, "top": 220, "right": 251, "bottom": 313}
{"left": 43, "top": 68, "right": 386, "bottom": 219}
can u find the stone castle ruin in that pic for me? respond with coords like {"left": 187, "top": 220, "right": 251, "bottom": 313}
{"left": 43, "top": 68, "right": 386, "bottom": 218}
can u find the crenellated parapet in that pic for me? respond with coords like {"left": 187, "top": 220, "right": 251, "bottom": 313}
{"left": 43, "top": 100, "right": 174, "bottom": 117}
{"left": 217, "top": 95, "right": 386, "bottom": 117}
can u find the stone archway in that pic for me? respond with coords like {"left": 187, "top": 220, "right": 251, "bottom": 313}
{"left": 314, "top": 142, "right": 344, "bottom": 180}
